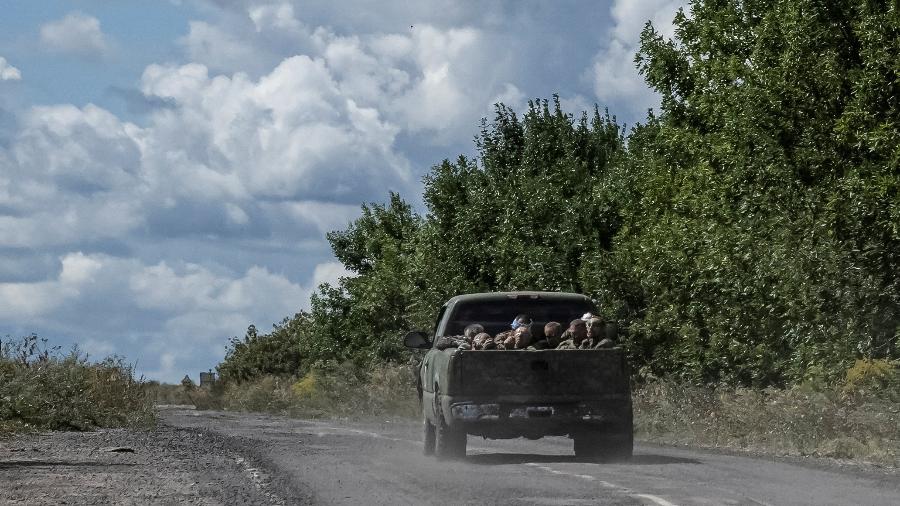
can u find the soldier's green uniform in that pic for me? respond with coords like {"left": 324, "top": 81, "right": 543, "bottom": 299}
{"left": 528, "top": 321, "right": 564, "bottom": 350}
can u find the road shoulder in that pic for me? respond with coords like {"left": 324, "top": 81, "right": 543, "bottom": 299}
{"left": 0, "top": 420, "right": 296, "bottom": 505}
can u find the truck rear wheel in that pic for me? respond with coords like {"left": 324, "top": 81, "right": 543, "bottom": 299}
{"left": 423, "top": 416, "right": 436, "bottom": 456}
{"left": 434, "top": 418, "right": 466, "bottom": 459}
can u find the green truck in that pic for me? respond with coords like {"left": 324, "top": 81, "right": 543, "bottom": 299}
{"left": 404, "top": 291, "right": 633, "bottom": 460}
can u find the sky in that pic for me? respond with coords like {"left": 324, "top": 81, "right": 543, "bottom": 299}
{"left": 0, "top": 0, "right": 684, "bottom": 382}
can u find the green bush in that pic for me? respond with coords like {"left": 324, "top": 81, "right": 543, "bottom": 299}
{"left": 0, "top": 335, "right": 155, "bottom": 432}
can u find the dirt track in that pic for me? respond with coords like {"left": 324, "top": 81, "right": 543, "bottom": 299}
{"left": 1, "top": 407, "right": 898, "bottom": 505}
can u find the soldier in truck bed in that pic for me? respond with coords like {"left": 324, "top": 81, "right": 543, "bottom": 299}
{"left": 528, "top": 321, "right": 564, "bottom": 350}
{"left": 583, "top": 315, "right": 615, "bottom": 349}
{"left": 493, "top": 314, "right": 532, "bottom": 349}
{"left": 556, "top": 319, "right": 589, "bottom": 349}
{"left": 434, "top": 323, "right": 484, "bottom": 350}
{"left": 473, "top": 331, "right": 496, "bottom": 349}
{"left": 500, "top": 324, "right": 533, "bottom": 349}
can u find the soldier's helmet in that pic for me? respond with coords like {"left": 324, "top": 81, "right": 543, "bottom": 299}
{"left": 464, "top": 323, "right": 485, "bottom": 339}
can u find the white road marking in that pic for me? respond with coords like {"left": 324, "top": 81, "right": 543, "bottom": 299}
{"left": 525, "top": 462, "right": 679, "bottom": 506}
{"left": 632, "top": 493, "right": 679, "bottom": 506}
{"left": 307, "top": 424, "right": 415, "bottom": 444}
{"left": 299, "top": 423, "right": 682, "bottom": 506}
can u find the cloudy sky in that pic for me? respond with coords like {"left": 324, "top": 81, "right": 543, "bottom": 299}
{"left": 0, "top": 0, "right": 682, "bottom": 382}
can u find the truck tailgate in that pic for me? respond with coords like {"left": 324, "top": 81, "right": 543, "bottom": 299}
{"left": 450, "top": 349, "right": 628, "bottom": 397}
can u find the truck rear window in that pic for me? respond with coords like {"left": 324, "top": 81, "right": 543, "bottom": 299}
{"left": 444, "top": 298, "right": 596, "bottom": 336}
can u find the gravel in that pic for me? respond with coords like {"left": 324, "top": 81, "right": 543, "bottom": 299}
{"left": 0, "top": 411, "right": 305, "bottom": 505}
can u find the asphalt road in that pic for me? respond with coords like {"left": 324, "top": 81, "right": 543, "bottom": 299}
{"left": 162, "top": 408, "right": 900, "bottom": 506}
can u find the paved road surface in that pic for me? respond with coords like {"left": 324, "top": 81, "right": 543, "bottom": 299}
{"left": 163, "top": 408, "right": 899, "bottom": 506}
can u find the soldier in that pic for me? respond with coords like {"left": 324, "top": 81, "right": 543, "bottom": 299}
{"left": 581, "top": 315, "right": 616, "bottom": 348}
{"left": 529, "top": 321, "right": 563, "bottom": 350}
{"left": 494, "top": 314, "right": 532, "bottom": 348}
{"left": 556, "top": 319, "right": 588, "bottom": 349}
{"left": 464, "top": 324, "right": 484, "bottom": 340}
{"left": 473, "top": 332, "right": 496, "bottom": 350}
{"left": 434, "top": 323, "right": 485, "bottom": 350}
{"left": 501, "top": 324, "right": 532, "bottom": 349}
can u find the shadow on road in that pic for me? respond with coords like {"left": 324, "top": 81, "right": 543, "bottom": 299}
{"left": 465, "top": 453, "right": 700, "bottom": 466}
{"left": 0, "top": 460, "right": 137, "bottom": 469}
{"left": 627, "top": 454, "right": 700, "bottom": 465}
{"left": 466, "top": 453, "right": 577, "bottom": 465}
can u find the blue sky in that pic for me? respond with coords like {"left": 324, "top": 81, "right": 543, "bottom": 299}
{"left": 0, "top": 0, "right": 683, "bottom": 382}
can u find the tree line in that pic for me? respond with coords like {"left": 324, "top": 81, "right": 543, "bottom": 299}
{"left": 219, "top": 0, "right": 899, "bottom": 387}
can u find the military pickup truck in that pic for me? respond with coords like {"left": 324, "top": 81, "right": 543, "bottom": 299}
{"left": 403, "top": 291, "right": 633, "bottom": 460}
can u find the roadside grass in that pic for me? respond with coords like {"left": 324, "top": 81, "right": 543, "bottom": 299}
{"left": 0, "top": 335, "right": 155, "bottom": 434}
{"left": 186, "top": 359, "right": 898, "bottom": 467}
{"left": 633, "top": 359, "right": 900, "bottom": 467}
{"left": 220, "top": 361, "right": 420, "bottom": 419}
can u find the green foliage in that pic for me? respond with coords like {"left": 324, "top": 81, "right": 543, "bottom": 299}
{"left": 0, "top": 335, "right": 155, "bottom": 432}
{"left": 218, "top": 320, "right": 305, "bottom": 383}
{"left": 218, "top": 0, "right": 899, "bottom": 389}
{"left": 616, "top": 0, "right": 900, "bottom": 384}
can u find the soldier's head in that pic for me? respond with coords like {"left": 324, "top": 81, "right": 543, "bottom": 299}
{"left": 511, "top": 314, "right": 533, "bottom": 330}
{"left": 514, "top": 325, "right": 531, "bottom": 339}
{"left": 568, "top": 319, "right": 588, "bottom": 342}
{"left": 543, "top": 321, "right": 562, "bottom": 339}
{"left": 464, "top": 323, "right": 485, "bottom": 339}
{"left": 586, "top": 316, "right": 604, "bottom": 339}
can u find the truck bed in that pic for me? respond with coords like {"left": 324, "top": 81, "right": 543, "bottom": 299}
{"left": 447, "top": 349, "right": 629, "bottom": 398}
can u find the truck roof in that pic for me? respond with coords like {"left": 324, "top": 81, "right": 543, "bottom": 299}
{"left": 444, "top": 291, "right": 594, "bottom": 306}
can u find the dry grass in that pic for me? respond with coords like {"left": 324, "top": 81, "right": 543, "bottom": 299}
{"left": 189, "top": 359, "right": 899, "bottom": 467}
{"left": 633, "top": 362, "right": 899, "bottom": 466}
{"left": 210, "top": 361, "right": 419, "bottom": 419}
{"left": 0, "top": 335, "right": 156, "bottom": 433}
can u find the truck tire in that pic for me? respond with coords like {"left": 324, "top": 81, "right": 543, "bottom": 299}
{"left": 573, "top": 432, "right": 632, "bottom": 462}
{"left": 423, "top": 416, "right": 436, "bottom": 456}
{"left": 434, "top": 415, "right": 466, "bottom": 459}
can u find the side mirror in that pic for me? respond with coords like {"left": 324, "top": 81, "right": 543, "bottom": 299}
{"left": 403, "top": 331, "right": 431, "bottom": 349}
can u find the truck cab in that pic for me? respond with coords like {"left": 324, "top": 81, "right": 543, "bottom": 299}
{"left": 404, "top": 291, "right": 633, "bottom": 460}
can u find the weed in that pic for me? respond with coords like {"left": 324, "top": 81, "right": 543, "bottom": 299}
{"left": 0, "top": 335, "right": 155, "bottom": 432}
{"left": 633, "top": 377, "right": 899, "bottom": 466}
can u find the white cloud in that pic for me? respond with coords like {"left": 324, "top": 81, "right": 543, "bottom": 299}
{"left": 0, "top": 57, "right": 21, "bottom": 81}
{"left": 1, "top": 104, "right": 145, "bottom": 248}
{"left": 310, "top": 261, "right": 351, "bottom": 288}
{"left": 181, "top": 21, "right": 267, "bottom": 74}
{"left": 273, "top": 200, "right": 361, "bottom": 234}
{"left": 0, "top": 251, "right": 332, "bottom": 381}
{"left": 591, "top": 0, "right": 685, "bottom": 119}
{"left": 139, "top": 56, "right": 413, "bottom": 202}
{"left": 248, "top": 2, "right": 302, "bottom": 32}
{"left": 39, "top": 13, "right": 110, "bottom": 57}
